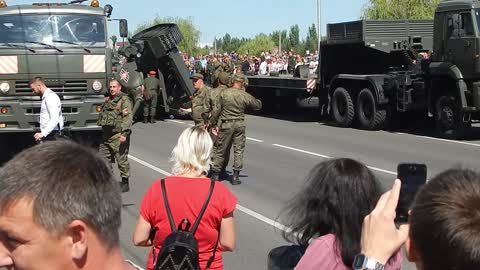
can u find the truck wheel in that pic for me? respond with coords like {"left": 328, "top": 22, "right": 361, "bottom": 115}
{"left": 435, "top": 95, "right": 469, "bottom": 139}
{"left": 331, "top": 87, "right": 354, "bottom": 127}
{"left": 356, "top": 88, "right": 388, "bottom": 130}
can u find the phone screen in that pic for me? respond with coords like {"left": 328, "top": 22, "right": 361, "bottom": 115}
{"left": 396, "top": 163, "right": 427, "bottom": 224}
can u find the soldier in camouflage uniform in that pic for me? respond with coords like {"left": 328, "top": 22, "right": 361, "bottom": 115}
{"left": 184, "top": 73, "right": 210, "bottom": 126}
{"left": 97, "top": 79, "right": 133, "bottom": 192}
{"left": 209, "top": 73, "right": 262, "bottom": 185}
{"left": 143, "top": 70, "right": 161, "bottom": 124}
{"left": 129, "top": 85, "right": 144, "bottom": 121}
{"left": 202, "top": 71, "right": 230, "bottom": 179}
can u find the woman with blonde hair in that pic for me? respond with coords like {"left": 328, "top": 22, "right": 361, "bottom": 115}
{"left": 133, "top": 126, "right": 237, "bottom": 270}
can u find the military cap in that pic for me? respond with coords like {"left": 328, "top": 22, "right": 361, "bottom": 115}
{"left": 231, "top": 73, "right": 246, "bottom": 83}
{"left": 217, "top": 72, "right": 230, "bottom": 85}
{"left": 190, "top": 73, "right": 204, "bottom": 80}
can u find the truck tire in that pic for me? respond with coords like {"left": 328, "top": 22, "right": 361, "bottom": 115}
{"left": 331, "top": 87, "right": 354, "bottom": 127}
{"left": 435, "top": 95, "right": 470, "bottom": 139}
{"left": 356, "top": 88, "right": 388, "bottom": 130}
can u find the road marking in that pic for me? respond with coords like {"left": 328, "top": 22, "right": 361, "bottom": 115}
{"left": 272, "top": 144, "right": 331, "bottom": 159}
{"left": 167, "top": 119, "right": 185, "bottom": 124}
{"left": 247, "top": 137, "right": 264, "bottom": 143}
{"left": 128, "top": 154, "right": 289, "bottom": 232}
{"left": 187, "top": 123, "right": 195, "bottom": 127}
{"left": 272, "top": 144, "right": 396, "bottom": 176}
{"left": 396, "top": 132, "right": 480, "bottom": 148}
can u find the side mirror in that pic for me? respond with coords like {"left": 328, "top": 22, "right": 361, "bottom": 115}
{"left": 119, "top": 19, "right": 128, "bottom": 38}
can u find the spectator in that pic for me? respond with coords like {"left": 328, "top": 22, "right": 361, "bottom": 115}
{"left": 359, "top": 169, "right": 480, "bottom": 270}
{"left": 281, "top": 158, "right": 402, "bottom": 270}
{"left": 259, "top": 57, "right": 268, "bottom": 75}
{"left": 0, "top": 141, "right": 137, "bottom": 269}
{"left": 133, "top": 126, "right": 237, "bottom": 270}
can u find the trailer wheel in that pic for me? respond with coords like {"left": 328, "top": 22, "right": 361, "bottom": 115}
{"left": 435, "top": 95, "right": 470, "bottom": 139}
{"left": 331, "top": 87, "right": 354, "bottom": 127}
{"left": 356, "top": 88, "right": 388, "bottom": 130}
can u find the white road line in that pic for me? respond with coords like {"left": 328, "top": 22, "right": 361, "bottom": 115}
{"left": 272, "top": 144, "right": 396, "bottom": 176}
{"left": 167, "top": 119, "right": 185, "bottom": 124}
{"left": 247, "top": 137, "right": 264, "bottom": 143}
{"left": 187, "top": 123, "right": 195, "bottom": 127}
{"left": 396, "top": 132, "right": 480, "bottom": 148}
{"left": 128, "top": 154, "right": 288, "bottom": 232}
{"left": 272, "top": 144, "right": 331, "bottom": 159}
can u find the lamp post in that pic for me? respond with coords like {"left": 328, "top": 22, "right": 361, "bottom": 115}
{"left": 316, "top": 0, "right": 321, "bottom": 56}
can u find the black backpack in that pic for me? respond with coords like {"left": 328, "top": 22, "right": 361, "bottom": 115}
{"left": 153, "top": 178, "right": 217, "bottom": 270}
{"left": 267, "top": 245, "right": 306, "bottom": 270}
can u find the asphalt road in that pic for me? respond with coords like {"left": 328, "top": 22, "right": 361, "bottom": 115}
{"left": 117, "top": 112, "right": 480, "bottom": 270}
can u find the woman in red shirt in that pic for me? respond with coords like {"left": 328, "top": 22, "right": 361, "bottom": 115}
{"left": 133, "top": 127, "right": 237, "bottom": 270}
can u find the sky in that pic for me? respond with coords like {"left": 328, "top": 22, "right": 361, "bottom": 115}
{"left": 13, "top": 0, "right": 368, "bottom": 45}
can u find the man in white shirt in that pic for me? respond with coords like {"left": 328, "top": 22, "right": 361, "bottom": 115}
{"left": 30, "top": 77, "right": 64, "bottom": 142}
{"left": 259, "top": 57, "right": 268, "bottom": 75}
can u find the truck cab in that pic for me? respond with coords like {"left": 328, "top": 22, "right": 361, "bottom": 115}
{"left": 0, "top": 1, "right": 112, "bottom": 143}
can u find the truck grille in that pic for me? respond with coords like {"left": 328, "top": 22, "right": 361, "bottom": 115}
{"left": 15, "top": 80, "right": 88, "bottom": 93}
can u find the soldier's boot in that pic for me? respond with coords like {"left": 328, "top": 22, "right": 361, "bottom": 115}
{"left": 211, "top": 171, "right": 220, "bottom": 181}
{"left": 231, "top": 170, "right": 242, "bottom": 185}
{"left": 150, "top": 116, "right": 156, "bottom": 124}
{"left": 120, "top": 177, "right": 130, "bottom": 192}
{"left": 143, "top": 117, "right": 148, "bottom": 124}
{"left": 219, "top": 168, "right": 229, "bottom": 180}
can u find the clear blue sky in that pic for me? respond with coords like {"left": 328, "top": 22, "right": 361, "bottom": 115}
{"left": 14, "top": 0, "right": 368, "bottom": 44}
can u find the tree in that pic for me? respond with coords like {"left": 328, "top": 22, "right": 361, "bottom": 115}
{"left": 288, "top": 25, "right": 301, "bottom": 53}
{"left": 270, "top": 30, "right": 288, "bottom": 51}
{"left": 363, "top": 0, "right": 441, "bottom": 19}
{"left": 304, "top": 24, "right": 318, "bottom": 52}
{"left": 134, "top": 16, "right": 201, "bottom": 56}
{"left": 237, "top": 34, "right": 275, "bottom": 56}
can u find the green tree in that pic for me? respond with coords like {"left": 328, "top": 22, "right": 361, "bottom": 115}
{"left": 304, "top": 24, "right": 318, "bottom": 52}
{"left": 288, "top": 24, "right": 301, "bottom": 53}
{"left": 363, "top": 0, "right": 441, "bottom": 19}
{"left": 237, "top": 34, "right": 275, "bottom": 56}
{"left": 134, "top": 16, "right": 201, "bottom": 56}
{"left": 270, "top": 30, "right": 288, "bottom": 51}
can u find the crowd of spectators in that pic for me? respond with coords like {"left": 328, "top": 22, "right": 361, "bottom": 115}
{"left": 0, "top": 130, "right": 479, "bottom": 270}
{"left": 181, "top": 49, "right": 320, "bottom": 77}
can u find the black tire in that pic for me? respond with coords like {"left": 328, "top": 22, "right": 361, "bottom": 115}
{"left": 331, "top": 87, "right": 354, "bottom": 127}
{"left": 435, "top": 95, "right": 470, "bottom": 139}
{"left": 356, "top": 88, "right": 389, "bottom": 130}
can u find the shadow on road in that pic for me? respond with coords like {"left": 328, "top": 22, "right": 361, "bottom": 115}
{"left": 252, "top": 107, "right": 480, "bottom": 141}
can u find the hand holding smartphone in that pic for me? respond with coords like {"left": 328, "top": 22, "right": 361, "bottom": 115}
{"left": 395, "top": 163, "right": 427, "bottom": 224}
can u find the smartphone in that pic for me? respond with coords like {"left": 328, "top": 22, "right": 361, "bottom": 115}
{"left": 395, "top": 163, "right": 427, "bottom": 224}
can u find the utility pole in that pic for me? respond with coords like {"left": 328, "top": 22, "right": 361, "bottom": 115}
{"left": 214, "top": 36, "right": 217, "bottom": 55}
{"left": 279, "top": 33, "right": 282, "bottom": 55}
{"left": 316, "top": 0, "right": 321, "bottom": 56}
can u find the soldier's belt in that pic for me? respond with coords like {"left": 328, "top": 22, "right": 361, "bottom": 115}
{"left": 102, "top": 126, "right": 121, "bottom": 134}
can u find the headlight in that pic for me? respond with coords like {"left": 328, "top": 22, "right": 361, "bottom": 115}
{"left": 0, "top": 82, "right": 10, "bottom": 94}
{"left": 92, "top": 80, "right": 102, "bottom": 92}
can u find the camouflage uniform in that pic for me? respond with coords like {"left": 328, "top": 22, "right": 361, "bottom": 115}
{"left": 209, "top": 73, "right": 262, "bottom": 184}
{"left": 97, "top": 92, "right": 133, "bottom": 191}
{"left": 143, "top": 74, "right": 161, "bottom": 123}
{"left": 203, "top": 72, "right": 230, "bottom": 176}
{"left": 129, "top": 85, "right": 144, "bottom": 119}
{"left": 191, "top": 84, "right": 210, "bottom": 126}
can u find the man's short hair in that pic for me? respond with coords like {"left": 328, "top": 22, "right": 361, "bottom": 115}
{"left": 109, "top": 78, "right": 122, "bottom": 87}
{"left": 29, "top": 76, "right": 45, "bottom": 85}
{"left": 0, "top": 141, "right": 122, "bottom": 249}
{"left": 410, "top": 168, "right": 480, "bottom": 270}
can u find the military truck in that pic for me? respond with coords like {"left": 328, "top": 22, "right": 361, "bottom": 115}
{"left": 0, "top": 0, "right": 122, "bottom": 146}
{"left": 318, "top": 0, "right": 480, "bottom": 139}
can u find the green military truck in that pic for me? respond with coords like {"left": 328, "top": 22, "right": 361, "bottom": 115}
{"left": 318, "top": 0, "right": 480, "bottom": 139}
{"left": 0, "top": 0, "right": 119, "bottom": 147}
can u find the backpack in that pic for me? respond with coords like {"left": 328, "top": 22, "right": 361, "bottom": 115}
{"left": 267, "top": 245, "right": 306, "bottom": 270}
{"left": 153, "top": 178, "right": 217, "bottom": 270}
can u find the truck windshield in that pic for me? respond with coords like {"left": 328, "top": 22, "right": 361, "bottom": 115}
{"left": 0, "top": 14, "right": 106, "bottom": 48}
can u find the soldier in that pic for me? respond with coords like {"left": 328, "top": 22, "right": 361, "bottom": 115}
{"left": 203, "top": 72, "right": 230, "bottom": 179}
{"left": 97, "top": 79, "right": 133, "bottom": 192}
{"left": 181, "top": 73, "right": 210, "bottom": 126}
{"left": 143, "top": 70, "right": 160, "bottom": 124}
{"left": 288, "top": 51, "right": 296, "bottom": 74}
{"left": 129, "top": 84, "right": 144, "bottom": 121}
{"left": 209, "top": 73, "right": 262, "bottom": 185}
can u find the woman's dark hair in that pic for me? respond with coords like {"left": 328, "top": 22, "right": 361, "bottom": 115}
{"left": 281, "top": 158, "right": 382, "bottom": 267}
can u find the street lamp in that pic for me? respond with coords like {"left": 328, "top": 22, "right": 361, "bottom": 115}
{"left": 316, "top": 0, "right": 321, "bottom": 57}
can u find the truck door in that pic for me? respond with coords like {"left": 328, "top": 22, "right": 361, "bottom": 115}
{"left": 445, "top": 11, "right": 477, "bottom": 79}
